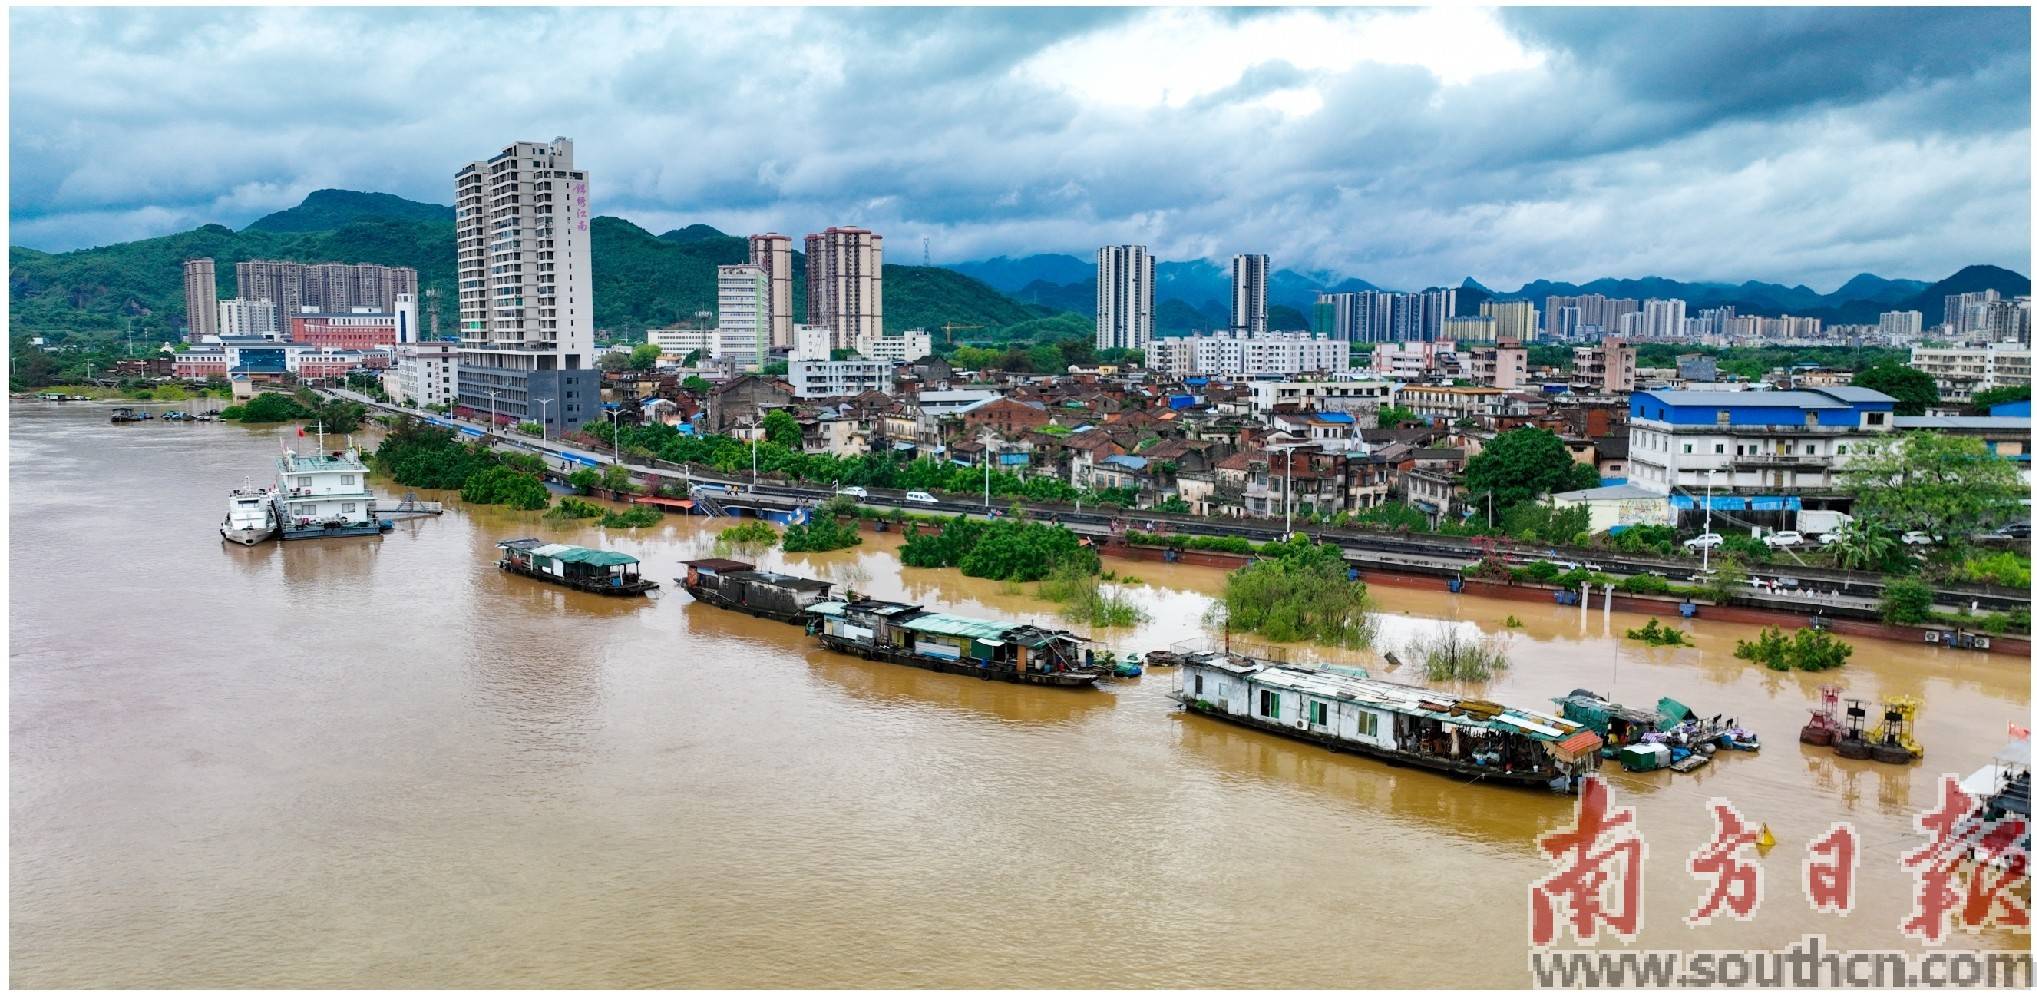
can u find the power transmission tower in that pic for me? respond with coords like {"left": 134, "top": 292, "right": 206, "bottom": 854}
{"left": 922, "top": 237, "right": 930, "bottom": 268}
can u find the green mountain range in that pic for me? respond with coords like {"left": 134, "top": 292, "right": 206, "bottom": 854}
{"left": 10, "top": 188, "right": 2028, "bottom": 343}
{"left": 9, "top": 191, "right": 1065, "bottom": 343}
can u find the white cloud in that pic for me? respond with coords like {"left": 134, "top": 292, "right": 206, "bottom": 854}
{"left": 6, "top": 6, "right": 2027, "bottom": 292}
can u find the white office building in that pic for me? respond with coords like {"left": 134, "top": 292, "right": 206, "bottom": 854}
{"left": 393, "top": 341, "right": 460, "bottom": 410}
{"left": 1640, "top": 298, "right": 1687, "bottom": 338}
{"left": 790, "top": 359, "right": 892, "bottom": 399}
{"left": 649, "top": 327, "right": 719, "bottom": 362}
{"left": 716, "top": 264, "right": 770, "bottom": 371}
{"left": 853, "top": 327, "right": 932, "bottom": 364}
{"left": 792, "top": 325, "right": 833, "bottom": 362}
{"left": 1909, "top": 342, "right": 2033, "bottom": 402}
{"left": 1230, "top": 254, "right": 1269, "bottom": 335}
{"left": 1147, "top": 332, "right": 1350, "bottom": 379}
{"left": 1246, "top": 379, "right": 1395, "bottom": 415}
{"left": 1096, "top": 244, "right": 1154, "bottom": 352}
{"left": 453, "top": 136, "right": 599, "bottom": 434}
{"left": 217, "top": 298, "right": 280, "bottom": 338}
{"left": 1877, "top": 310, "right": 1923, "bottom": 338}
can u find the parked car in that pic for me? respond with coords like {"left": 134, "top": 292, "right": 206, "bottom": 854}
{"left": 904, "top": 491, "right": 939, "bottom": 505}
{"left": 1816, "top": 532, "right": 1844, "bottom": 546}
{"left": 2002, "top": 522, "right": 2032, "bottom": 539}
{"left": 1901, "top": 531, "right": 1937, "bottom": 546}
{"left": 838, "top": 486, "right": 869, "bottom": 499}
{"left": 1683, "top": 533, "right": 1725, "bottom": 551}
{"left": 1762, "top": 531, "right": 1805, "bottom": 549}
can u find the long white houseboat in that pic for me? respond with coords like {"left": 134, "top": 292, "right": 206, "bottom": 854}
{"left": 273, "top": 447, "right": 392, "bottom": 540}
{"left": 1170, "top": 652, "right": 1602, "bottom": 792}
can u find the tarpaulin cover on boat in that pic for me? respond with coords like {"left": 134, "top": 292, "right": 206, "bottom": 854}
{"left": 1550, "top": 729, "right": 1606, "bottom": 764}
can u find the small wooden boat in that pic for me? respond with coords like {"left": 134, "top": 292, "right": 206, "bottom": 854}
{"left": 497, "top": 538, "right": 658, "bottom": 596}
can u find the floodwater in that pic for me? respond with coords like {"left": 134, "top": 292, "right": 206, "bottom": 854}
{"left": 9, "top": 401, "right": 2031, "bottom": 987}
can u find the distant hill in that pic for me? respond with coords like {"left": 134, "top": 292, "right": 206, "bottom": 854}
{"left": 244, "top": 189, "right": 452, "bottom": 233}
{"left": 658, "top": 224, "right": 729, "bottom": 244}
{"left": 1900, "top": 264, "right": 2032, "bottom": 326}
{"left": 947, "top": 253, "right": 1093, "bottom": 292}
{"left": 13, "top": 187, "right": 2029, "bottom": 342}
{"left": 10, "top": 190, "right": 1059, "bottom": 339}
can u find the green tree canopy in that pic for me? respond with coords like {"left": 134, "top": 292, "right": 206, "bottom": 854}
{"left": 681, "top": 375, "right": 712, "bottom": 394}
{"left": 761, "top": 409, "right": 801, "bottom": 447}
{"left": 598, "top": 351, "right": 630, "bottom": 372}
{"left": 1852, "top": 362, "right": 1939, "bottom": 415}
{"left": 1462, "top": 427, "right": 1599, "bottom": 517}
{"left": 1969, "top": 384, "right": 2031, "bottom": 411}
{"left": 629, "top": 342, "right": 663, "bottom": 370}
{"left": 1841, "top": 432, "right": 2024, "bottom": 549}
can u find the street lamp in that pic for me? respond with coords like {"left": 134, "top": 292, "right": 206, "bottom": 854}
{"left": 534, "top": 398, "right": 551, "bottom": 441}
{"left": 980, "top": 430, "right": 998, "bottom": 509}
{"left": 1701, "top": 467, "right": 1718, "bottom": 573}
{"left": 486, "top": 389, "right": 498, "bottom": 434}
{"left": 605, "top": 408, "right": 623, "bottom": 466}
{"left": 1268, "top": 443, "right": 1303, "bottom": 537}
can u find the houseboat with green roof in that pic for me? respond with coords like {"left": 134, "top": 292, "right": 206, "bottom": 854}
{"left": 1170, "top": 651, "right": 1602, "bottom": 792}
{"left": 497, "top": 538, "right": 658, "bottom": 596}
{"left": 805, "top": 598, "right": 1101, "bottom": 687}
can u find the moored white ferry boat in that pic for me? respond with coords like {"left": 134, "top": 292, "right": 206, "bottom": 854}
{"left": 220, "top": 481, "right": 279, "bottom": 546}
{"left": 272, "top": 447, "right": 392, "bottom": 540}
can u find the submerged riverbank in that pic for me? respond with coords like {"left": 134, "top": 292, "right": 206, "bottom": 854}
{"left": 10, "top": 403, "right": 2030, "bottom": 987}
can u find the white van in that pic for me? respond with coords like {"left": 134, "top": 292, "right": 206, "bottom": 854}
{"left": 904, "top": 491, "right": 939, "bottom": 505}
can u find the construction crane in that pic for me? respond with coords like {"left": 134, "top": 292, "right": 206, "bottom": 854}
{"left": 940, "top": 322, "right": 983, "bottom": 346}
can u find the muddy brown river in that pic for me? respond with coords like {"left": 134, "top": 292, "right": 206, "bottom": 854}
{"left": 9, "top": 402, "right": 2030, "bottom": 986}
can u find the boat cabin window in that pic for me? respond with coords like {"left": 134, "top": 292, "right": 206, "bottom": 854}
{"left": 1308, "top": 701, "right": 1329, "bottom": 726}
{"left": 343, "top": 475, "right": 356, "bottom": 486}
{"left": 1257, "top": 689, "right": 1279, "bottom": 719}
{"left": 1358, "top": 712, "right": 1379, "bottom": 738}
{"left": 1192, "top": 674, "right": 1203, "bottom": 695}
{"left": 342, "top": 503, "right": 356, "bottom": 513}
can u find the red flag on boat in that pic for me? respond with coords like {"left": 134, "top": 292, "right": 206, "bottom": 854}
{"left": 297, "top": 426, "right": 305, "bottom": 437}
{"left": 2011, "top": 722, "right": 2030, "bottom": 741}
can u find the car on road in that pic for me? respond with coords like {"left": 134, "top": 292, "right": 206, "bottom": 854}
{"left": 1817, "top": 532, "right": 1844, "bottom": 546}
{"left": 838, "top": 486, "right": 869, "bottom": 499}
{"left": 1900, "top": 531, "right": 1937, "bottom": 546}
{"left": 1683, "top": 532, "right": 1725, "bottom": 551}
{"left": 904, "top": 491, "right": 939, "bottom": 505}
{"left": 1762, "top": 531, "right": 1805, "bottom": 549}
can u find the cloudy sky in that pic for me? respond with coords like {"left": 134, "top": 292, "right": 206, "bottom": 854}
{"left": 9, "top": 6, "right": 2030, "bottom": 289}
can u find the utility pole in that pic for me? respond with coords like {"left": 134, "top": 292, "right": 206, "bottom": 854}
{"left": 605, "top": 409, "right": 623, "bottom": 466}
{"left": 1701, "top": 468, "right": 1717, "bottom": 573}
{"left": 981, "top": 430, "right": 997, "bottom": 509}
{"left": 534, "top": 398, "right": 551, "bottom": 442}
{"left": 487, "top": 389, "right": 498, "bottom": 435}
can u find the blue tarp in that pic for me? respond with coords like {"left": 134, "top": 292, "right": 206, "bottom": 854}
{"left": 1669, "top": 495, "right": 1801, "bottom": 511}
